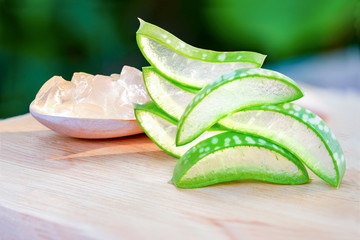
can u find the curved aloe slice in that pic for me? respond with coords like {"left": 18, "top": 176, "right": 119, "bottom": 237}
{"left": 134, "top": 102, "right": 224, "bottom": 158}
{"left": 136, "top": 19, "right": 266, "bottom": 89}
{"left": 172, "top": 132, "right": 309, "bottom": 188}
{"left": 176, "top": 68, "right": 303, "bottom": 146}
{"left": 218, "top": 103, "right": 345, "bottom": 187}
{"left": 143, "top": 67, "right": 196, "bottom": 120}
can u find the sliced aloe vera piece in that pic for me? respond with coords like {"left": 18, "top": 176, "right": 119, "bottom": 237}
{"left": 136, "top": 19, "right": 266, "bottom": 89}
{"left": 218, "top": 103, "right": 345, "bottom": 187}
{"left": 176, "top": 68, "right": 303, "bottom": 146}
{"left": 143, "top": 67, "right": 196, "bottom": 120}
{"left": 134, "top": 102, "right": 224, "bottom": 158}
{"left": 172, "top": 132, "right": 309, "bottom": 188}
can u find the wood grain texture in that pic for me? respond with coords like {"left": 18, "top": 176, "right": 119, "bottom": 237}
{"left": 0, "top": 87, "right": 359, "bottom": 240}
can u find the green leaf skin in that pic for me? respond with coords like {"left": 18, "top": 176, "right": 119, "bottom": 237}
{"left": 172, "top": 132, "right": 309, "bottom": 188}
{"left": 136, "top": 18, "right": 266, "bottom": 89}
{"left": 176, "top": 68, "right": 303, "bottom": 146}
{"left": 218, "top": 103, "right": 346, "bottom": 187}
{"left": 134, "top": 102, "right": 224, "bottom": 158}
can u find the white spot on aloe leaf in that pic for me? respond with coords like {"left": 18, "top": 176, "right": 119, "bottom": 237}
{"left": 245, "top": 136, "right": 255, "bottom": 144}
{"left": 331, "top": 131, "right": 336, "bottom": 140}
{"left": 272, "top": 144, "right": 279, "bottom": 150}
{"left": 224, "top": 137, "right": 231, "bottom": 146}
{"left": 293, "top": 105, "right": 301, "bottom": 111}
{"left": 218, "top": 53, "right": 226, "bottom": 61}
{"left": 232, "top": 135, "right": 242, "bottom": 144}
{"left": 283, "top": 103, "right": 290, "bottom": 109}
{"left": 324, "top": 125, "right": 329, "bottom": 133}
{"left": 166, "top": 39, "right": 171, "bottom": 44}
{"left": 302, "top": 114, "right": 309, "bottom": 121}
{"left": 309, "top": 116, "right": 321, "bottom": 125}
{"left": 211, "top": 137, "right": 218, "bottom": 144}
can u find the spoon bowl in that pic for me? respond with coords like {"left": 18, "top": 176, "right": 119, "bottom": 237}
{"left": 30, "top": 102, "right": 143, "bottom": 139}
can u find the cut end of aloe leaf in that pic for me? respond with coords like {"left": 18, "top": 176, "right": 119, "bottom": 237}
{"left": 136, "top": 19, "right": 266, "bottom": 89}
{"left": 219, "top": 103, "right": 345, "bottom": 187}
{"left": 176, "top": 68, "right": 303, "bottom": 146}
{"left": 137, "top": 17, "right": 144, "bottom": 26}
{"left": 134, "top": 101, "right": 223, "bottom": 158}
{"left": 172, "top": 132, "right": 309, "bottom": 188}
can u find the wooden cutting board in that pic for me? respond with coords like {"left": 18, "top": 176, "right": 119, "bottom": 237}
{"left": 0, "top": 88, "right": 359, "bottom": 240}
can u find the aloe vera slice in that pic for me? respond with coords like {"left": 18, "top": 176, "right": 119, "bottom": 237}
{"left": 218, "top": 103, "right": 345, "bottom": 187}
{"left": 136, "top": 19, "right": 266, "bottom": 89}
{"left": 134, "top": 102, "right": 224, "bottom": 158}
{"left": 176, "top": 68, "right": 303, "bottom": 146}
{"left": 172, "top": 132, "right": 309, "bottom": 188}
{"left": 143, "top": 67, "right": 196, "bottom": 120}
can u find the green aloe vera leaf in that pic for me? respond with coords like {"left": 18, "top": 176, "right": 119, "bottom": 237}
{"left": 176, "top": 68, "right": 303, "bottom": 146}
{"left": 218, "top": 103, "right": 346, "bottom": 187}
{"left": 172, "top": 132, "right": 309, "bottom": 188}
{"left": 136, "top": 18, "right": 266, "bottom": 89}
{"left": 143, "top": 66, "right": 196, "bottom": 120}
{"left": 134, "top": 102, "right": 224, "bottom": 158}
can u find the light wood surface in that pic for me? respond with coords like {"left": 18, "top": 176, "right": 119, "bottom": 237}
{"left": 0, "top": 87, "right": 359, "bottom": 240}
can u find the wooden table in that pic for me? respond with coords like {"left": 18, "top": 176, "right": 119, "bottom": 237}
{"left": 1, "top": 87, "right": 359, "bottom": 240}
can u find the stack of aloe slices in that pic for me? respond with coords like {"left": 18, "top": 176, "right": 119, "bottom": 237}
{"left": 134, "top": 19, "right": 346, "bottom": 188}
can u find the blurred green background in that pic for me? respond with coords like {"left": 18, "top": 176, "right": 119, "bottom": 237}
{"left": 0, "top": 0, "right": 358, "bottom": 118}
